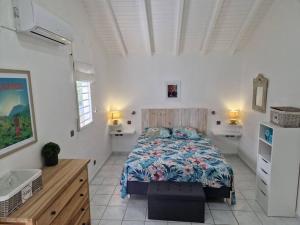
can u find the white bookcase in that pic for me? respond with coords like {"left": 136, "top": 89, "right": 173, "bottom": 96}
{"left": 256, "top": 122, "right": 300, "bottom": 217}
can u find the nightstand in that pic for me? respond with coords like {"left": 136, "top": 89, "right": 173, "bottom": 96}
{"left": 211, "top": 129, "right": 242, "bottom": 137}
{"left": 209, "top": 125, "right": 242, "bottom": 154}
{"left": 110, "top": 129, "right": 136, "bottom": 136}
{"left": 110, "top": 129, "right": 137, "bottom": 153}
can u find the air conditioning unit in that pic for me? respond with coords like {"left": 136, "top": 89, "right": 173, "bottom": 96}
{"left": 12, "top": 0, "right": 73, "bottom": 45}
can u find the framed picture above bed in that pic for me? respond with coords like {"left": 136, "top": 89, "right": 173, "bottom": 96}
{"left": 0, "top": 69, "right": 37, "bottom": 159}
{"left": 165, "top": 80, "right": 181, "bottom": 99}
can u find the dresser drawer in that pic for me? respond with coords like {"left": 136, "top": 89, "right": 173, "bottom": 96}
{"left": 257, "top": 166, "right": 270, "bottom": 185}
{"left": 37, "top": 168, "right": 88, "bottom": 225}
{"left": 69, "top": 200, "right": 90, "bottom": 225}
{"left": 258, "top": 155, "right": 271, "bottom": 174}
{"left": 256, "top": 187, "right": 268, "bottom": 212}
{"left": 257, "top": 176, "right": 268, "bottom": 195}
{"left": 51, "top": 181, "right": 89, "bottom": 225}
{"left": 75, "top": 207, "right": 90, "bottom": 225}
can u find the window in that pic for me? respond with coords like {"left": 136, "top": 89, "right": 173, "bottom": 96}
{"left": 76, "top": 81, "right": 93, "bottom": 129}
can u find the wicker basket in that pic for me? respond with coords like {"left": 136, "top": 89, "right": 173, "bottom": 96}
{"left": 270, "top": 107, "right": 300, "bottom": 128}
{"left": 0, "top": 173, "right": 42, "bottom": 217}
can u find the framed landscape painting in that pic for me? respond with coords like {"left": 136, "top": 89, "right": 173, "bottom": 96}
{"left": 0, "top": 69, "right": 37, "bottom": 158}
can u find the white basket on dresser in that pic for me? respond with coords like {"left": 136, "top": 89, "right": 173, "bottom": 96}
{"left": 256, "top": 122, "right": 300, "bottom": 217}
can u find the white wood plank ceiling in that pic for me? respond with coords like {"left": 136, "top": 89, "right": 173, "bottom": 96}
{"left": 82, "top": 0, "right": 274, "bottom": 56}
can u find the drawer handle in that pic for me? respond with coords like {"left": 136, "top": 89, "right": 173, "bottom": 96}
{"left": 51, "top": 211, "right": 56, "bottom": 215}
{"left": 261, "top": 179, "right": 267, "bottom": 186}
{"left": 79, "top": 178, "right": 84, "bottom": 182}
{"left": 80, "top": 193, "right": 84, "bottom": 197}
{"left": 260, "top": 189, "right": 266, "bottom": 196}
{"left": 82, "top": 223, "right": 86, "bottom": 225}
{"left": 81, "top": 208, "right": 85, "bottom": 212}
{"left": 261, "top": 168, "right": 268, "bottom": 175}
{"left": 262, "top": 158, "right": 269, "bottom": 164}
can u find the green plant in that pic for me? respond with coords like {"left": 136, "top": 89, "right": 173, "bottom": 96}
{"left": 41, "top": 142, "right": 60, "bottom": 158}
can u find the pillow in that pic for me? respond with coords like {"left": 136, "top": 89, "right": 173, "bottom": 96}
{"left": 144, "top": 127, "right": 171, "bottom": 138}
{"left": 172, "top": 127, "right": 201, "bottom": 140}
{"left": 159, "top": 128, "right": 172, "bottom": 138}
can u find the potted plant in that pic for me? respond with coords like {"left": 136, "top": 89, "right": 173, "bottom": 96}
{"left": 41, "top": 142, "right": 60, "bottom": 166}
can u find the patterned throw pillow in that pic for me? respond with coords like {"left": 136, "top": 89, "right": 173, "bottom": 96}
{"left": 159, "top": 127, "right": 172, "bottom": 138}
{"left": 144, "top": 127, "right": 171, "bottom": 138}
{"left": 172, "top": 127, "right": 201, "bottom": 140}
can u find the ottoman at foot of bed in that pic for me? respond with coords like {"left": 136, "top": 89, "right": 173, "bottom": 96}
{"left": 147, "top": 181, "right": 205, "bottom": 223}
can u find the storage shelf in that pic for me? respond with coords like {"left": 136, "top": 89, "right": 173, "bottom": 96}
{"left": 259, "top": 137, "right": 272, "bottom": 147}
{"left": 258, "top": 152, "right": 271, "bottom": 163}
{"left": 256, "top": 122, "right": 300, "bottom": 217}
{"left": 259, "top": 124, "right": 273, "bottom": 145}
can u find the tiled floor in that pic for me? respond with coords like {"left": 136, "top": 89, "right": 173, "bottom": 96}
{"left": 89, "top": 154, "right": 300, "bottom": 225}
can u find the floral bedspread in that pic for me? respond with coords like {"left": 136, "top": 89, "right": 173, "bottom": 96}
{"left": 120, "top": 135, "right": 234, "bottom": 201}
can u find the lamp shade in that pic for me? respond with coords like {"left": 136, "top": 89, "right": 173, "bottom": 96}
{"left": 228, "top": 110, "right": 240, "bottom": 125}
{"left": 111, "top": 111, "right": 121, "bottom": 120}
{"left": 229, "top": 110, "right": 239, "bottom": 119}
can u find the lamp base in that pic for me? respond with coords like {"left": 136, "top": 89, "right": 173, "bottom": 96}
{"left": 113, "top": 120, "right": 118, "bottom": 125}
{"left": 229, "top": 120, "right": 239, "bottom": 125}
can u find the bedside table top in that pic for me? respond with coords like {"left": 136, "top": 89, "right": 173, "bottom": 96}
{"left": 110, "top": 129, "right": 136, "bottom": 135}
{"left": 211, "top": 129, "right": 242, "bottom": 137}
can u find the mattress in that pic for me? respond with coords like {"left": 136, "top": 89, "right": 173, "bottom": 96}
{"left": 120, "top": 135, "right": 234, "bottom": 199}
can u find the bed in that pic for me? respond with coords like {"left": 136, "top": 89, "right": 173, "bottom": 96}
{"left": 120, "top": 108, "right": 235, "bottom": 203}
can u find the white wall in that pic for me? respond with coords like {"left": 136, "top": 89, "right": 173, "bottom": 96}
{"left": 107, "top": 54, "right": 243, "bottom": 151}
{"left": 0, "top": 0, "right": 111, "bottom": 179}
{"left": 239, "top": 0, "right": 300, "bottom": 216}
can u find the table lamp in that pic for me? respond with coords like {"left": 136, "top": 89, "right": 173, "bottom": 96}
{"left": 110, "top": 111, "right": 121, "bottom": 125}
{"left": 228, "top": 110, "right": 240, "bottom": 125}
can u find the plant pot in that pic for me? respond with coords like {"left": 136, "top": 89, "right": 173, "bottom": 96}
{"left": 44, "top": 154, "right": 58, "bottom": 167}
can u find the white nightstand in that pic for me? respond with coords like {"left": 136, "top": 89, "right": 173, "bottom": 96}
{"left": 210, "top": 125, "right": 242, "bottom": 154}
{"left": 110, "top": 129, "right": 137, "bottom": 153}
{"left": 211, "top": 129, "right": 242, "bottom": 137}
{"left": 110, "top": 129, "right": 136, "bottom": 136}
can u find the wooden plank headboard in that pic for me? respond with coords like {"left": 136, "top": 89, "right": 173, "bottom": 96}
{"left": 141, "top": 108, "right": 208, "bottom": 134}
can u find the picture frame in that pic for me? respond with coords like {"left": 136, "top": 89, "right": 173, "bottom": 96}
{"left": 0, "top": 69, "right": 37, "bottom": 159}
{"left": 252, "top": 74, "right": 268, "bottom": 113}
{"left": 165, "top": 80, "right": 181, "bottom": 99}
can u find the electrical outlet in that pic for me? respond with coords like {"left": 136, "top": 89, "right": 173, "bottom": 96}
{"left": 216, "top": 121, "right": 221, "bottom": 125}
{"left": 127, "top": 120, "right": 132, "bottom": 125}
{"left": 70, "top": 130, "right": 75, "bottom": 137}
{"left": 93, "top": 160, "right": 96, "bottom": 165}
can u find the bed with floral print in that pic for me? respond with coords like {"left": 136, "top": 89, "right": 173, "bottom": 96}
{"left": 120, "top": 134, "right": 236, "bottom": 204}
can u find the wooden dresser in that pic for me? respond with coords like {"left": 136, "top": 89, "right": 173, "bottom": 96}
{"left": 0, "top": 159, "right": 91, "bottom": 225}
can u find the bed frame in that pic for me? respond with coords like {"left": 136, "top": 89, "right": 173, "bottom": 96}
{"left": 127, "top": 181, "right": 231, "bottom": 199}
{"left": 127, "top": 108, "right": 232, "bottom": 199}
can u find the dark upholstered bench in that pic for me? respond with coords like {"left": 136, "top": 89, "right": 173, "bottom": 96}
{"left": 147, "top": 182, "right": 205, "bottom": 223}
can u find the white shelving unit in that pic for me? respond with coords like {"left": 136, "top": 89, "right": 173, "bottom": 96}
{"left": 256, "top": 122, "right": 300, "bottom": 217}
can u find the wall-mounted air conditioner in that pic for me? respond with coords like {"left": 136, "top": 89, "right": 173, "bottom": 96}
{"left": 12, "top": 0, "right": 73, "bottom": 45}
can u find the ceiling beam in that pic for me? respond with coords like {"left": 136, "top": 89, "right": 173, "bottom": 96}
{"left": 230, "top": 0, "right": 264, "bottom": 55}
{"left": 174, "top": 0, "right": 185, "bottom": 55}
{"left": 104, "top": 0, "right": 128, "bottom": 56}
{"left": 140, "top": 0, "right": 154, "bottom": 55}
{"left": 201, "top": 0, "right": 224, "bottom": 54}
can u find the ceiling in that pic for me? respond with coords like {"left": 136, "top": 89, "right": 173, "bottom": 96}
{"left": 82, "top": 0, "right": 274, "bottom": 56}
